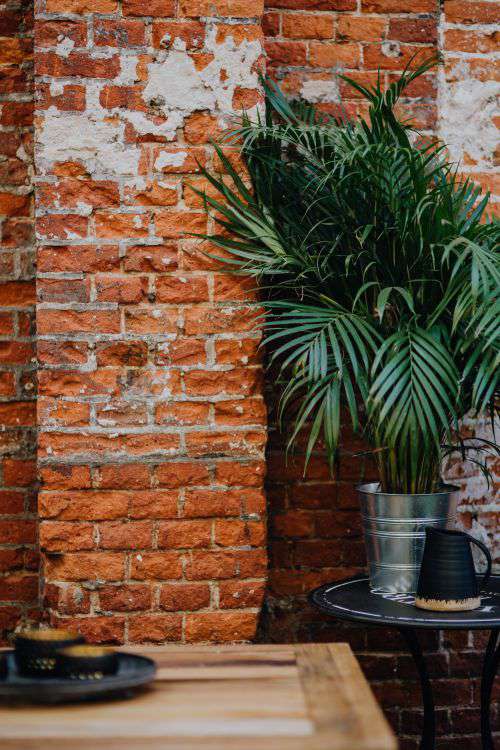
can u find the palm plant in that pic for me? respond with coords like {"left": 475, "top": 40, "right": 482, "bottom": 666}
{"left": 194, "top": 58, "right": 499, "bottom": 494}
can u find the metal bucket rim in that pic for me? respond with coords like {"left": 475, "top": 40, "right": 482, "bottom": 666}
{"left": 357, "top": 482, "right": 459, "bottom": 498}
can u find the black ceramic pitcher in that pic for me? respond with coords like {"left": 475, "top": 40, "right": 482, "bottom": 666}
{"left": 415, "top": 527, "right": 492, "bottom": 612}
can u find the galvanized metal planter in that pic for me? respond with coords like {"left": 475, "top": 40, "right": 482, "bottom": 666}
{"left": 358, "top": 483, "right": 459, "bottom": 594}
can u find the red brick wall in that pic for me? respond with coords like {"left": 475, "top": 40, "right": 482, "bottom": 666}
{"left": 263, "top": 0, "right": 439, "bottom": 130}
{"left": 34, "top": 0, "right": 268, "bottom": 644}
{"left": 0, "top": 0, "right": 39, "bottom": 644}
{"left": 262, "top": 2, "right": 499, "bottom": 748}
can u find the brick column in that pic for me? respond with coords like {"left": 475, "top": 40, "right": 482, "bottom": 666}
{"left": 0, "top": 0, "right": 38, "bottom": 644}
{"left": 34, "top": 0, "right": 267, "bottom": 644}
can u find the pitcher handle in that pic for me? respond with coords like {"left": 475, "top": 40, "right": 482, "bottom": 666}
{"left": 464, "top": 533, "right": 492, "bottom": 591}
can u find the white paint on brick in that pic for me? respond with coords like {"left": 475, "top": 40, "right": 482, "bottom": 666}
{"left": 49, "top": 80, "right": 65, "bottom": 96}
{"left": 37, "top": 110, "right": 141, "bottom": 176}
{"left": 124, "top": 110, "right": 183, "bottom": 140}
{"left": 381, "top": 41, "right": 401, "bottom": 58}
{"left": 300, "top": 78, "right": 340, "bottom": 104}
{"left": 143, "top": 25, "right": 262, "bottom": 122}
{"left": 155, "top": 151, "right": 188, "bottom": 169}
{"left": 55, "top": 36, "right": 75, "bottom": 58}
{"left": 438, "top": 60, "right": 499, "bottom": 168}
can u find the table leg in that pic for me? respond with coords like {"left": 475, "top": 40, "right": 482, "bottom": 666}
{"left": 481, "top": 629, "right": 499, "bottom": 750}
{"left": 399, "top": 628, "right": 435, "bottom": 750}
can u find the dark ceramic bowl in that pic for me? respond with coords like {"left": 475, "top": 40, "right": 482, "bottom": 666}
{"left": 14, "top": 629, "right": 84, "bottom": 678}
{"left": 56, "top": 645, "right": 118, "bottom": 680}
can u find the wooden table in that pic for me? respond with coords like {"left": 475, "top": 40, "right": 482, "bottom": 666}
{"left": 0, "top": 643, "right": 397, "bottom": 750}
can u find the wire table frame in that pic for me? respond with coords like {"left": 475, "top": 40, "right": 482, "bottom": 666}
{"left": 310, "top": 575, "right": 500, "bottom": 750}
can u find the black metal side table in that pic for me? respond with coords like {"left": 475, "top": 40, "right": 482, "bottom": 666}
{"left": 310, "top": 575, "right": 500, "bottom": 750}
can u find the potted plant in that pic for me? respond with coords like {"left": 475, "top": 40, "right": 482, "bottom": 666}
{"left": 194, "top": 58, "right": 499, "bottom": 593}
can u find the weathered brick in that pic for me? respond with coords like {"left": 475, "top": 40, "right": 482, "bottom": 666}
{"left": 39, "top": 521, "right": 95, "bottom": 552}
{"left": 152, "top": 20, "right": 205, "bottom": 50}
{"left": 55, "top": 616, "right": 126, "bottom": 644}
{"left": 45, "top": 553, "right": 125, "bottom": 582}
{"left": 388, "top": 18, "right": 437, "bottom": 44}
{"left": 218, "top": 580, "right": 266, "bottom": 609}
{"left": 363, "top": 43, "right": 434, "bottom": 71}
{"left": 155, "top": 338, "right": 206, "bottom": 366}
{"left": 129, "top": 491, "right": 179, "bottom": 519}
{"left": 0, "top": 520, "right": 35, "bottom": 546}
{"left": 130, "top": 552, "right": 183, "bottom": 580}
{"left": 215, "top": 518, "right": 266, "bottom": 547}
{"left": 186, "top": 429, "right": 266, "bottom": 457}
{"left": 183, "top": 489, "right": 241, "bottom": 518}
{"left": 214, "top": 398, "right": 266, "bottom": 425}
{"left": 37, "top": 309, "right": 121, "bottom": 334}
{"left": 3, "top": 458, "right": 36, "bottom": 487}
{"left": 124, "top": 244, "right": 178, "bottom": 272}
{"left": 128, "top": 613, "right": 182, "bottom": 642}
{"left": 99, "top": 521, "right": 153, "bottom": 549}
{"left": 94, "top": 211, "right": 149, "bottom": 239}
{"left": 37, "top": 245, "right": 120, "bottom": 273}
{"left": 96, "top": 341, "right": 148, "bottom": 367}
{"left": 309, "top": 41, "right": 360, "bottom": 68}
{"left": 185, "top": 368, "right": 263, "bottom": 397}
{"left": 123, "top": 0, "right": 176, "bottom": 16}
{"left": 183, "top": 305, "right": 258, "bottom": 334}
{"left": 0, "top": 491, "right": 25, "bottom": 514}
{"left": 185, "top": 551, "right": 238, "bottom": 580}
{"left": 94, "top": 19, "right": 147, "bottom": 47}
{"left": 98, "top": 463, "right": 151, "bottom": 489}
{"left": 124, "top": 181, "right": 178, "bottom": 207}
{"left": 444, "top": 1, "right": 499, "bottom": 24}
{"left": 154, "top": 210, "right": 206, "bottom": 239}
{"left": 282, "top": 13, "right": 334, "bottom": 39}
{"left": 214, "top": 460, "right": 266, "bottom": 487}
{"left": 0, "top": 575, "right": 39, "bottom": 603}
{"left": 185, "top": 612, "right": 257, "bottom": 642}
{"left": 362, "top": 0, "right": 435, "bottom": 10}
{"left": 98, "top": 584, "right": 151, "bottom": 611}
{"left": 35, "top": 52, "right": 120, "bottom": 79}
{"left": 40, "top": 465, "right": 91, "bottom": 490}
{"left": 96, "top": 274, "right": 148, "bottom": 304}
{"left": 158, "top": 520, "right": 211, "bottom": 549}
{"left": 45, "top": 0, "right": 118, "bottom": 11}
{"left": 264, "top": 40, "right": 307, "bottom": 65}
{"left": 184, "top": 112, "right": 219, "bottom": 143}
{"left": 39, "top": 491, "right": 128, "bottom": 521}
{"left": 159, "top": 583, "right": 210, "bottom": 611}
{"left": 179, "top": 0, "right": 264, "bottom": 16}
{"left": 35, "top": 19, "right": 87, "bottom": 47}
{"left": 37, "top": 180, "right": 120, "bottom": 210}
{"left": 155, "top": 462, "right": 210, "bottom": 488}
{"left": 155, "top": 402, "right": 210, "bottom": 426}
{"left": 337, "top": 15, "right": 386, "bottom": 42}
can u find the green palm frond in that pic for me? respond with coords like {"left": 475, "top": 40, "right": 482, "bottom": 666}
{"left": 261, "top": 301, "right": 381, "bottom": 468}
{"left": 192, "top": 56, "right": 500, "bottom": 491}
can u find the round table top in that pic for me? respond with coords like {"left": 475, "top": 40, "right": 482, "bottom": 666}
{"left": 310, "top": 575, "right": 500, "bottom": 630}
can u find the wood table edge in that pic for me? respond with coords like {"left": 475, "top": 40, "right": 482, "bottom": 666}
{"left": 296, "top": 643, "right": 398, "bottom": 750}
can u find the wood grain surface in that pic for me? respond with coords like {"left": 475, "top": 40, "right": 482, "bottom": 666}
{"left": 0, "top": 643, "right": 397, "bottom": 750}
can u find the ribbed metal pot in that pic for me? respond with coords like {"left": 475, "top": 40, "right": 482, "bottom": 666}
{"left": 358, "top": 482, "right": 459, "bottom": 594}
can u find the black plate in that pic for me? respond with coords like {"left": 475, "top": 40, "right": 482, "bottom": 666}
{"left": 0, "top": 651, "right": 156, "bottom": 703}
